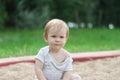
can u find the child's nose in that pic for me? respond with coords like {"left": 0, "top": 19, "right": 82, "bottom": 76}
{"left": 56, "top": 38, "right": 60, "bottom": 41}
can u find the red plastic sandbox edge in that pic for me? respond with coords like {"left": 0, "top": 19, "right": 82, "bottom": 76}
{"left": 0, "top": 50, "right": 120, "bottom": 67}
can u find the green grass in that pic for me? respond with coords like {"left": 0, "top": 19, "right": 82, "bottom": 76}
{"left": 66, "top": 28, "right": 120, "bottom": 52}
{"left": 0, "top": 28, "right": 120, "bottom": 58}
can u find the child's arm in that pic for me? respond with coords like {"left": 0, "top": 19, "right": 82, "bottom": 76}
{"left": 63, "top": 71, "right": 72, "bottom": 80}
{"left": 35, "top": 59, "right": 46, "bottom": 80}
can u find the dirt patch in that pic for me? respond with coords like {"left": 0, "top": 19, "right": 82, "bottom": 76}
{"left": 0, "top": 63, "right": 35, "bottom": 80}
{"left": 73, "top": 56, "right": 120, "bottom": 80}
{"left": 0, "top": 56, "right": 120, "bottom": 80}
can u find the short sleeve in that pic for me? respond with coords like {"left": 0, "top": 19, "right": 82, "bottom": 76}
{"left": 35, "top": 49, "right": 45, "bottom": 63}
{"left": 35, "top": 46, "right": 49, "bottom": 63}
{"left": 64, "top": 56, "right": 73, "bottom": 71}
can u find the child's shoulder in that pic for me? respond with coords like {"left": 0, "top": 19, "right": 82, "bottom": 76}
{"left": 62, "top": 49, "right": 71, "bottom": 57}
{"left": 38, "top": 46, "right": 49, "bottom": 55}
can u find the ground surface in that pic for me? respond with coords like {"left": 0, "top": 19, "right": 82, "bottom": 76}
{"left": 0, "top": 56, "right": 120, "bottom": 80}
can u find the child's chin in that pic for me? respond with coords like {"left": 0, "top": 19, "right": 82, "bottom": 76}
{"left": 55, "top": 46, "right": 62, "bottom": 50}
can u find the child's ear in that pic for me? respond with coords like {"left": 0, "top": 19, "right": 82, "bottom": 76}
{"left": 43, "top": 33, "right": 48, "bottom": 42}
{"left": 44, "top": 37, "right": 48, "bottom": 42}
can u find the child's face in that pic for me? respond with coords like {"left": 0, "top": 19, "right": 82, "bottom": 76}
{"left": 45, "top": 27, "right": 68, "bottom": 51}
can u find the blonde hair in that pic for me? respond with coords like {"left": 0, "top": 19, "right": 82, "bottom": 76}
{"left": 44, "top": 19, "right": 69, "bottom": 39}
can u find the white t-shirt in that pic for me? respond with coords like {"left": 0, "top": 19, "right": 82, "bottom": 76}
{"left": 35, "top": 46, "right": 73, "bottom": 80}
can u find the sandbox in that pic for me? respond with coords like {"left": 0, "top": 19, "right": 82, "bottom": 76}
{"left": 0, "top": 50, "right": 120, "bottom": 80}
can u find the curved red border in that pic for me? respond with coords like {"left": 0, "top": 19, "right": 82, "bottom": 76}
{"left": 0, "top": 59, "right": 35, "bottom": 67}
{"left": 0, "top": 50, "right": 120, "bottom": 67}
{"left": 72, "top": 54, "right": 120, "bottom": 62}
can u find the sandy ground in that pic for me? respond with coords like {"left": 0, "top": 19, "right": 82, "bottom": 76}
{"left": 0, "top": 56, "right": 120, "bottom": 80}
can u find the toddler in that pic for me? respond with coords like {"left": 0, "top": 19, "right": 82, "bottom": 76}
{"left": 35, "top": 19, "right": 82, "bottom": 80}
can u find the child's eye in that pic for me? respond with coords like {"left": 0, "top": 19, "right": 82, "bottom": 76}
{"left": 51, "top": 35, "right": 56, "bottom": 38}
{"left": 60, "top": 36, "right": 64, "bottom": 38}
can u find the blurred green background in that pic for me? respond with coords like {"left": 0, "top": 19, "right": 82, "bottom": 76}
{"left": 0, "top": 0, "right": 120, "bottom": 58}
{"left": 0, "top": 0, "right": 120, "bottom": 29}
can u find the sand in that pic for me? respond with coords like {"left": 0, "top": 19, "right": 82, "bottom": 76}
{"left": 0, "top": 56, "right": 120, "bottom": 80}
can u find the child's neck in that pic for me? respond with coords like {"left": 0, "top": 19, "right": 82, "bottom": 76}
{"left": 49, "top": 48, "right": 62, "bottom": 54}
